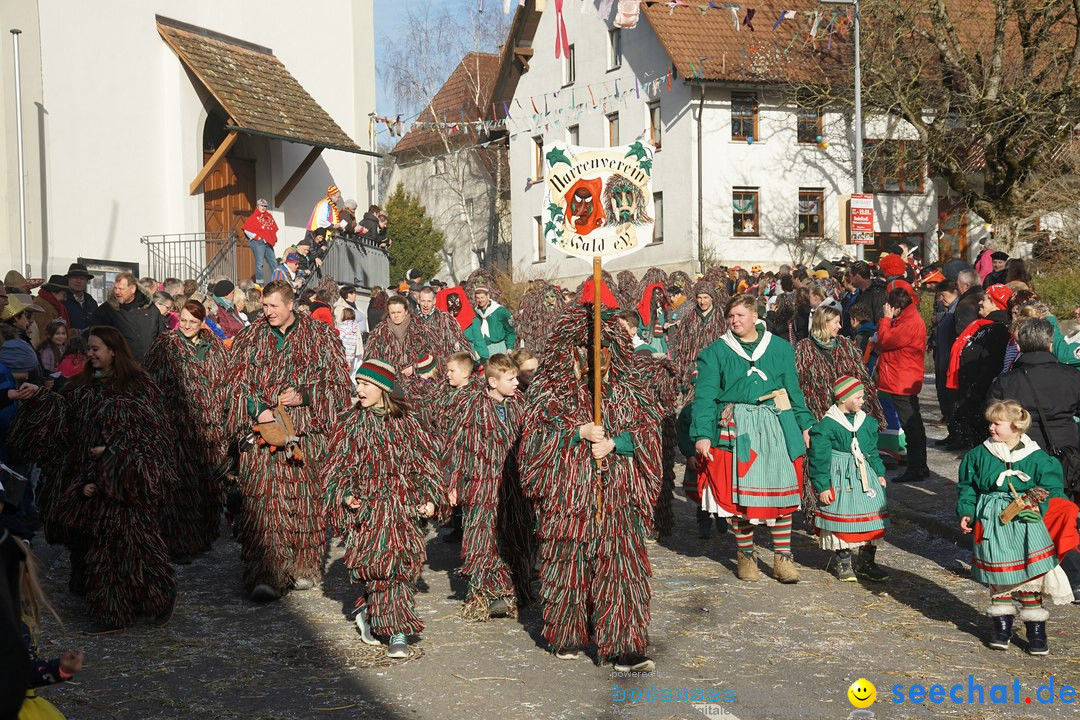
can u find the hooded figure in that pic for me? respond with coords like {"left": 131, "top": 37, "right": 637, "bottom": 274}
{"left": 518, "top": 305, "right": 662, "bottom": 671}
{"left": 668, "top": 280, "right": 730, "bottom": 404}
{"left": 515, "top": 280, "right": 567, "bottom": 357}
{"left": 437, "top": 286, "right": 486, "bottom": 361}
{"left": 636, "top": 283, "right": 669, "bottom": 355}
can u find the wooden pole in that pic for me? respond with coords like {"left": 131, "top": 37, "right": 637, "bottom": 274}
{"left": 592, "top": 255, "right": 604, "bottom": 524}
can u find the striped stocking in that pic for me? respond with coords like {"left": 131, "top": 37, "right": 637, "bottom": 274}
{"left": 769, "top": 515, "right": 793, "bottom": 555}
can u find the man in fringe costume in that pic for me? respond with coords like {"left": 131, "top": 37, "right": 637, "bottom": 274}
{"left": 616, "top": 271, "right": 639, "bottom": 309}
{"left": 691, "top": 295, "right": 815, "bottom": 584}
{"left": 224, "top": 280, "right": 353, "bottom": 601}
{"left": 669, "top": 280, "right": 729, "bottom": 403}
{"left": 11, "top": 327, "right": 177, "bottom": 633}
{"left": 515, "top": 280, "right": 567, "bottom": 356}
{"left": 324, "top": 360, "right": 447, "bottom": 658}
{"left": 445, "top": 354, "right": 533, "bottom": 619}
{"left": 364, "top": 296, "right": 435, "bottom": 375}
{"left": 143, "top": 300, "right": 230, "bottom": 560}
{"left": 415, "top": 286, "right": 469, "bottom": 362}
{"left": 519, "top": 304, "right": 662, "bottom": 671}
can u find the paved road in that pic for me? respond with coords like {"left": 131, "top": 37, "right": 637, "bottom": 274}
{"left": 29, "top": 391, "right": 1080, "bottom": 720}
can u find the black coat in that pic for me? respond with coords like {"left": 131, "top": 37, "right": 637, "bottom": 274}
{"left": 851, "top": 279, "right": 887, "bottom": 324}
{"left": 989, "top": 351, "right": 1080, "bottom": 452}
{"left": 952, "top": 311, "right": 1010, "bottom": 444}
{"left": 90, "top": 291, "right": 166, "bottom": 361}
{"left": 359, "top": 212, "right": 387, "bottom": 246}
{"left": 952, "top": 286, "right": 983, "bottom": 338}
{"left": 64, "top": 291, "right": 99, "bottom": 332}
{"left": 984, "top": 269, "right": 1008, "bottom": 287}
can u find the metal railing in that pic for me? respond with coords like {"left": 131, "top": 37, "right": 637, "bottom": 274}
{"left": 140, "top": 231, "right": 238, "bottom": 287}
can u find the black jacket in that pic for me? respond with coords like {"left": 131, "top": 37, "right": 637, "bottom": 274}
{"left": 90, "top": 290, "right": 166, "bottom": 361}
{"left": 984, "top": 269, "right": 1008, "bottom": 287}
{"left": 952, "top": 285, "right": 983, "bottom": 338}
{"left": 359, "top": 212, "right": 387, "bottom": 246}
{"left": 63, "top": 292, "right": 99, "bottom": 332}
{"left": 852, "top": 279, "right": 887, "bottom": 323}
{"left": 989, "top": 351, "right": 1080, "bottom": 452}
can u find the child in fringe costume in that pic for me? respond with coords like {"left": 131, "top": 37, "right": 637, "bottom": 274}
{"left": 510, "top": 349, "right": 539, "bottom": 391}
{"left": 11, "top": 327, "right": 177, "bottom": 633}
{"left": 363, "top": 296, "right": 435, "bottom": 375}
{"left": 396, "top": 353, "right": 441, "bottom": 428}
{"left": 690, "top": 294, "right": 815, "bottom": 584}
{"left": 794, "top": 305, "right": 884, "bottom": 522}
{"left": 808, "top": 376, "right": 889, "bottom": 582}
{"left": 445, "top": 354, "right": 534, "bottom": 619}
{"left": 223, "top": 280, "right": 353, "bottom": 602}
{"left": 142, "top": 300, "right": 230, "bottom": 560}
{"left": 958, "top": 400, "right": 1075, "bottom": 655}
{"left": 518, "top": 304, "right": 662, "bottom": 671}
{"left": 514, "top": 280, "right": 567, "bottom": 358}
{"left": 324, "top": 360, "right": 446, "bottom": 659}
{"left": 433, "top": 352, "right": 477, "bottom": 544}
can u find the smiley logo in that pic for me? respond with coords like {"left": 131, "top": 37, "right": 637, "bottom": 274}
{"left": 848, "top": 678, "right": 876, "bottom": 708}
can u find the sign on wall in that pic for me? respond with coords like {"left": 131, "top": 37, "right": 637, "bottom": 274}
{"left": 542, "top": 142, "right": 654, "bottom": 261}
{"left": 849, "top": 193, "right": 875, "bottom": 245}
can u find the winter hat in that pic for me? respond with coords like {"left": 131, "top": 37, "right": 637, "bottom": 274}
{"left": 878, "top": 253, "right": 907, "bottom": 278}
{"left": 986, "top": 283, "right": 1013, "bottom": 311}
{"left": 285, "top": 252, "right": 301, "bottom": 263}
{"left": 415, "top": 353, "right": 436, "bottom": 375}
{"left": 212, "top": 279, "right": 235, "bottom": 298}
{"left": 473, "top": 285, "right": 492, "bottom": 294}
{"left": 256, "top": 198, "right": 268, "bottom": 207}
{"left": 833, "top": 375, "right": 865, "bottom": 403}
{"left": 326, "top": 185, "right": 340, "bottom": 197}
{"left": 43, "top": 275, "right": 70, "bottom": 293}
{"left": 355, "top": 359, "right": 396, "bottom": 393}
{"left": 991, "top": 251, "right": 1009, "bottom": 262}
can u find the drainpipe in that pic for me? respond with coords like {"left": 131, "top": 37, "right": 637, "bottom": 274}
{"left": 696, "top": 85, "right": 705, "bottom": 274}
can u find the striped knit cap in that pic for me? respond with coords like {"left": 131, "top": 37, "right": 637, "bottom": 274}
{"left": 356, "top": 359, "right": 396, "bottom": 393}
{"left": 415, "top": 353, "right": 436, "bottom": 375}
{"left": 833, "top": 375, "right": 864, "bottom": 402}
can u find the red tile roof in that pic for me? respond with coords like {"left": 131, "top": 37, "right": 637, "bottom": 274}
{"left": 392, "top": 52, "right": 503, "bottom": 157}
{"left": 642, "top": 1, "right": 847, "bottom": 84}
{"left": 157, "top": 15, "right": 363, "bottom": 153}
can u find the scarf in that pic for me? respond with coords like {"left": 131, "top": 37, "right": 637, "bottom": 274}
{"left": 982, "top": 435, "right": 1041, "bottom": 487}
{"left": 476, "top": 299, "right": 503, "bottom": 338}
{"left": 212, "top": 295, "right": 234, "bottom": 311}
{"left": 812, "top": 336, "right": 836, "bottom": 353}
{"left": 946, "top": 318, "right": 993, "bottom": 389}
{"left": 719, "top": 322, "right": 772, "bottom": 380}
{"left": 388, "top": 315, "right": 412, "bottom": 342}
{"left": 825, "top": 405, "right": 870, "bottom": 492}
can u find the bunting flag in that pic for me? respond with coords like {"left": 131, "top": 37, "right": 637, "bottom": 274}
{"left": 772, "top": 9, "right": 797, "bottom": 30}
{"left": 554, "top": 0, "right": 570, "bottom": 58}
{"left": 742, "top": 8, "right": 755, "bottom": 30}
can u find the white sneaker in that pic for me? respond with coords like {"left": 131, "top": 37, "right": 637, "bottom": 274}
{"left": 555, "top": 647, "right": 581, "bottom": 660}
{"left": 386, "top": 633, "right": 409, "bottom": 658}
{"left": 355, "top": 609, "right": 381, "bottom": 646}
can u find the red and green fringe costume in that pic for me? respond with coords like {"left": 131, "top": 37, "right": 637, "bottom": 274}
{"left": 416, "top": 307, "right": 470, "bottom": 364}
{"left": 519, "top": 306, "right": 662, "bottom": 662}
{"left": 465, "top": 268, "right": 504, "bottom": 304}
{"left": 632, "top": 352, "right": 680, "bottom": 539}
{"left": 143, "top": 328, "right": 230, "bottom": 555}
{"left": 223, "top": 314, "right": 353, "bottom": 593}
{"left": 616, "top": 270, "right": 640, "bottom": 310}
{"left": 363, "top": 316, "right": 435, "bottom": 373}
{"left": 324, "top": 405, "right": 447, "bottom": 636}
{"left": 446, "top": 386, "right": 535, "bottom": 619}
{"left": 515, "top": 280, "right": 567, "bottom": 356}
{"left": 12, "top": 377, "right": 176, "bottom": 626}
{"left": 667, "top": 280, "right": 729, "bottom": 405}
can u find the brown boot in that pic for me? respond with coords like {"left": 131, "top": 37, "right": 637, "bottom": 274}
{"left": 773, "top": 553, "right": 801, "bottom": 584}
{"left": 736, "top": 551, "right": 761, "bottom": 581}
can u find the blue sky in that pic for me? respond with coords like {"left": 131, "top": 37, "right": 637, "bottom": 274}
{"left": 374, "top": 0, "right": 495, "bottom": 123}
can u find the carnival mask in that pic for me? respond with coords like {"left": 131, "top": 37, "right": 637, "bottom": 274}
{"left": 447, "top": 294, "right": 462, "bottom": 316}
{"left": 609, "top": 180, "right": 638, "bottom": 223}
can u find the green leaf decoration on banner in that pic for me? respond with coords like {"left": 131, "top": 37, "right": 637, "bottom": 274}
{"left": 546, "top": 146, "right": 571, "bottom": 168}
{"left": 624, "top": 141, "right": 648, "bottom": 162}
{"left": 548, "top": 202, "right": 565, "bottom": 220}
{"left": 639, "top": 158, "right": 653, "bottom": 174}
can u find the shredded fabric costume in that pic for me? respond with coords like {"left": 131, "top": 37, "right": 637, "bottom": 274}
{"left": 465, "top": 268, "right": 504, "bottom": 304}
{"left": 519, "top": 306, "right": 662, "bottom": 662}
{"left": 416, "top": 307, "right": 470, "bottom": 363}
{"left": 223, "top": 313, "right": 353, "bottom": 593}
{"left": 632, "top": 351, "right": 680, "bottom": 538}
{"left": 324, "top": 405, "right": 447, "bottom": 635}
{"left": 363, "top": 315, "right": 435, "bottom": 372}
{"left": 143, "top": 328, "right": 229, "bottom": 555}
{"left": 616, "top": 270, "right": 640, "bottom": 310}
{"left": 668, "top": 280, "right": 729, "bottom": 403}
{"left": 515, "top": 280, "right": 567, "bottom": 356}
{"left": 12, "top": 376, "right": 177, "bottom": 627}
{"left": 446, "top": 385, "right": 534, "bottom": 619}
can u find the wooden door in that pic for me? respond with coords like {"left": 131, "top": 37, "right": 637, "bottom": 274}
{"left": 204, "top": 153, "right": 256, "bottom": 281}
{"left": 937, "top": 198, "right": 969, "bottom": 263}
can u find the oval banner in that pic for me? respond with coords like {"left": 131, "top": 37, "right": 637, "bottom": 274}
{"left": 542, "top": 141, "right": 654, "bottom": 261}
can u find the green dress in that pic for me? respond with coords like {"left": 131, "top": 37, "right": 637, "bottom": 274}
{"left": 957, "top": 441, "right": 1066, "bottom": 587}
{"left": 808, "top": 412, "right": 889, "bottom": 544}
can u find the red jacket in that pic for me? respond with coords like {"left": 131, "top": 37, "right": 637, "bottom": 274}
{"left": 874, "top": 303, "right": 926, "bottom": 396}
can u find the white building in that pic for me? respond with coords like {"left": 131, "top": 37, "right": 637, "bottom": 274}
{"left": 506, "top": 0, "right": 940, "bottom": 285}
{"left": 1, "top": 0, "right": 376, "bottom": 294}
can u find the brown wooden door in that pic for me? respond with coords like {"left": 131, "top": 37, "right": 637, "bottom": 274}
{"left": 204, "top": 153, "right": 256, "bottom": 281}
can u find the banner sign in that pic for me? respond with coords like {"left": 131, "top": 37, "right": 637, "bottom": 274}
{"left": 543, "top": 142, "right": 654, "bottom": 261}
{"left": 849, "top": 193, "right": 875, "bottom": 245}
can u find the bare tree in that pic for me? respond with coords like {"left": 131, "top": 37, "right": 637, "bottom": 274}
{"left": 797, "top": 0, "right": 1080, "bottom": 248}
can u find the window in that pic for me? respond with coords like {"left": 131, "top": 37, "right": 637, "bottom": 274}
{"left": 563, "top": 44, "right": 576, "bottom": 86}
{"left": 863, "top": 140, "right": 925, "bottom": 193}
{"left": 652, "top": 192, "right": 664, "bottom": 244}
{"left": 649, "top": 102, "right": 662, "bottom": 150}
{"left": 798, "top": 190, "right": 824, "bottom": 238}
{"left": 608, "top": 29, "right": 622, "bottom": 69}
{"left": 796, "top": 95, "right": 823, "bottom": 144}
{"left": 731, "top": 92, "right": 758, "bottom": 141}
{"left": 607, "top": 113, "right": 620, "bottom": 146}
{"left": 732, "top": 189, "right": 759, "bottom": 236}
{"left": 532, "top": 135, "right": 544, "bottom": 178}
{"left": 568, "top": 124, "right": 579, "bottom": 146}
{"left": 535, "top": 215, "right": 546, "bottom": 262}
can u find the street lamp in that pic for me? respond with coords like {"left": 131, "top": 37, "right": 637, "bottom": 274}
{"left": 821, "top": 0, "right": 863, "bottom": 260}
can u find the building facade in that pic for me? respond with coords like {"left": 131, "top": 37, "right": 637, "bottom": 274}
{"left": 1, "top": 0, "right": 376, "bottom": 292}
{"left": 506, "top": 1, "right": 939, "bottom": 285}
